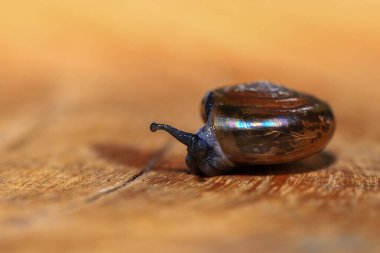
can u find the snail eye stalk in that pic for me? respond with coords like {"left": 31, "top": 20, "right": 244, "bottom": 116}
{"left": 150, "top": 122, "right": 196, "bottom": 148}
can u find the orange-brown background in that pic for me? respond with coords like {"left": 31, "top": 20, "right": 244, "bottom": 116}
{"left": 0, "top": 1, "right": 379, "bottom": 253}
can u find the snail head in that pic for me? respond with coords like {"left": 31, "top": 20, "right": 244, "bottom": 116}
{"left": 150, "top": 122, "right": 212, "bottom": 175}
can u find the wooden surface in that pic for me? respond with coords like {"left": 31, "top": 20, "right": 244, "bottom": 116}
{"left": 1, "top": 1, "right": 380, "bottom": 252}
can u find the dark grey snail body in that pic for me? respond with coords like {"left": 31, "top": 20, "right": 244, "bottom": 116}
{"left": 150, "top": 81, "right": 335, "bottom": 176}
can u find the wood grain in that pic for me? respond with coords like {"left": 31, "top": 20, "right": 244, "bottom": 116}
{"left": 0, "top": 1, "right": 380, "bottom": 252}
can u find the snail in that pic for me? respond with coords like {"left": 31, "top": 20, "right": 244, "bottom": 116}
{"left": 150, "top": 81, "right": 335, "bottom": 176}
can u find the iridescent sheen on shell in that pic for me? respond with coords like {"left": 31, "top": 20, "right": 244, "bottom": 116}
{"left": 201, "top": 81, "right": 335, "bottom": 165}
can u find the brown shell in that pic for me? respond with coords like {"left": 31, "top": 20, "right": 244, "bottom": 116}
{"left": 201, "top": 81, "right": 335, "bottom": 165}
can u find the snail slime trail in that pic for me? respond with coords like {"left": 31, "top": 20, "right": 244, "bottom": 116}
{"left": 150, "top": 81, "right": 335, "bottom": 176}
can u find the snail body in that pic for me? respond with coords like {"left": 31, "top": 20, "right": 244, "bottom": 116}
{"left": 151, "top": 81, "right": 335, "bottom": 176}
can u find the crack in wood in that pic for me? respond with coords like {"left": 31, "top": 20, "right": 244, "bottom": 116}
{"left": 0, "top": 143, "right": 172, "bottom": 232}
{"left": 84, "top": 142, "right": 171, "bottom": 204}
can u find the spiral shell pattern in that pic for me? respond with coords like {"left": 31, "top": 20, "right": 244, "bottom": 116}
{"left": 201, "top": 81, "right": 335, "bottom": 165}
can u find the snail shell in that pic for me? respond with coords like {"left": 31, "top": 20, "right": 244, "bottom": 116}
{"left": 151, "top": 81, "right": 335, "bottom": 176}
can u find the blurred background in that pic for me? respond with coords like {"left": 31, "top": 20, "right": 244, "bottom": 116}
{"left": 1, "top": 0, "right": 380, "bottom": 137}
{"left": 1, "top": 1, "right": 380, "bottom": 253}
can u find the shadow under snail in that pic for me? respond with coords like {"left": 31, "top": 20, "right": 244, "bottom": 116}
{"left": 150, "top": 81, "right": 335, "bottom": 176}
